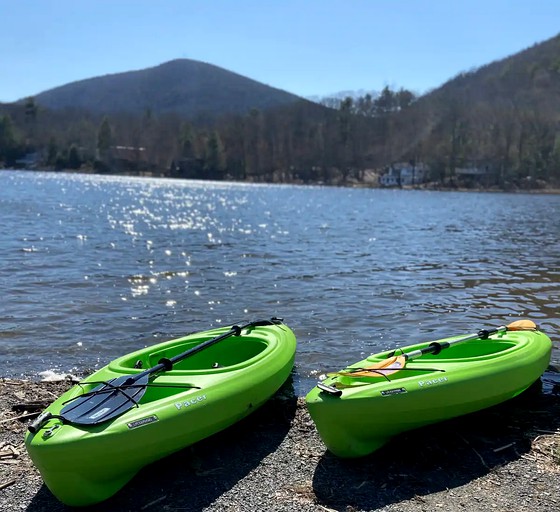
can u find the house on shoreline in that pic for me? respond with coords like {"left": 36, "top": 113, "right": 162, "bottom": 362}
{"left": 15, "top": 152, "right": 41, "bottom": 169}
{"left": 379, "top": 162, "right": 428, "bottom": 187}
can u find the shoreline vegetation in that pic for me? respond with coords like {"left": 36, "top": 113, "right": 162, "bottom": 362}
{"left": 4, "top": 36, "right": 560, "bottom": 199}
{"left": 3, "top": 167, "right": 560, "bottom": 196}
{"left": 2, "top": 376, "right": 560, "bottom": 511}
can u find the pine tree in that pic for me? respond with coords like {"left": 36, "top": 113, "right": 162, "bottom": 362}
{"left": 97, "top": 117, "right": 112, "bottom": 160}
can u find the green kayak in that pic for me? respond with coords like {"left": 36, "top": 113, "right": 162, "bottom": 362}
{"left": 26, "top": 318, "right": 296, "bottom": 506}
{"left": 306, "top": 320, "right": 551, "bottom": 458}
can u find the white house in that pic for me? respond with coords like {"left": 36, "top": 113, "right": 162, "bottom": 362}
{"left": 15, "top": 152, "right": 41, "bottom": 169}
{"left": 379, "top": 162, "right": 428, "bottom": 187}
{"left": 378, "top": 167, "right": 400, "bottom": 186}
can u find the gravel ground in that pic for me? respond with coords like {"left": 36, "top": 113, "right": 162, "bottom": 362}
{"left": 2, "top": 376, "right": 560, "bottom": 512}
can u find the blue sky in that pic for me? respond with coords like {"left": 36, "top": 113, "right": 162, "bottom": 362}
{"left": 1, "top": 0, "right": 559, "bottom": 103}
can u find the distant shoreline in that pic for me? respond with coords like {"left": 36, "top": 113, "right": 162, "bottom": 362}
{"left": 3, "top": 167, "right": 560, "bottom": 195}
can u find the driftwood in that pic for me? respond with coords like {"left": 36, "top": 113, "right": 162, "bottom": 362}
{"left": 12, "top": 401, "right": 51, "bottom": 414}
{"left": 0, "top": 400, "right": 53, "bottom": 426}
{"left": 0, "top": 411, "right": 41, "bottom": 426}
{"left": 0, "top": 443, "right": 21, "bottom": 467}
{"left": 0, "top": 479, "right": 16, "bottom": 490}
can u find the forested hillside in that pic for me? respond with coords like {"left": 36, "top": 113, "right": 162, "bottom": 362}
{"left": 389, "top": 33, "right": 560, "bottom": 189}
{"left": 1, "top": 34, "right": 560, "bottom": 190}
{"left": 32, "top": 59, "right": 303, "bottom": 118}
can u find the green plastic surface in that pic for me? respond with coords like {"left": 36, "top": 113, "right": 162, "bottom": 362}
{"left": 26, "top": 323, "right": 296, "bottom": 506}
{"left": 306, "top": 329, "right": 552, "bottom": 458}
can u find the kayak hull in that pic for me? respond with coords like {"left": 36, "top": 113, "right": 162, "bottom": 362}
{"left": 26, "top": 322, "right": 296, "bottom": 506}
{"left": 306, "top": 328, "right": 551, "bottom": 458}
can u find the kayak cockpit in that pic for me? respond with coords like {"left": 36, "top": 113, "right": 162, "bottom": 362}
{"left": 110, "top": 335, "right": 270, "bottom": 374}
{"left": 329, "top": 339, "right": 520, "bottom": 388}
{"left": 370, "top": 338, "right": 518, "bottom": 363}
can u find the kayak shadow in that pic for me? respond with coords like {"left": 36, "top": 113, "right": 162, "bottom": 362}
{"left": 26, "top": 378, "right": 297, "bottom": 512}
{"left": 312, "top": 377, "right": 560, "bottom": 511}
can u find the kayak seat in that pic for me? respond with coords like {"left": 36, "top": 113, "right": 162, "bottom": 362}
{"left": 417, "top": 340, "right": 516, "bottom": 360}
{"left": 145, "top": 336, "right": 268, "bottom": 371}
{"left": 370, "top": 340, "right": 517, "bottom": 363}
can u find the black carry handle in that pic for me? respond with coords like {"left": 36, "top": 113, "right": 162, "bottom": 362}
{"left": 28, "top": 412, "right": 53, "bottom": 434}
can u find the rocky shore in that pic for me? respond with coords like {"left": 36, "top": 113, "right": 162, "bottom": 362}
{"left": 2, "top": 376, "right": 560, "bottom": 512}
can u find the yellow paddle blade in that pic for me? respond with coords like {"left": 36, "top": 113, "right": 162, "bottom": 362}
{"left": 507, "top": 319, "right": 538, "bottom": 331}
{"left": 336, "top": 355, "right": 407, "bottom": 378}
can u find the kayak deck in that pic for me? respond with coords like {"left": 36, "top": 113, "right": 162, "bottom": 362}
{"left": 306, "top": 329, "right": 551, "bottom": 458}
{"left": 26, "top": 321, "right": 296, "bottom": 506}
{"left": 114, "top": 333, "right": 270, "bottom": 372}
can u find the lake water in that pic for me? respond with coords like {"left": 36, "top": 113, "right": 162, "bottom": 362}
{"left": 1, "top": 170, "right": 559, "bottom": 396}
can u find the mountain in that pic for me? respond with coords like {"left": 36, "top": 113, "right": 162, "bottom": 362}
{"left": 4, "top": 35, "right": 560, "bottom": 188}
{"left": 32, "top": 59, "right": 305, "bottom": 118}
{"left": 378, "top": 33, "right": 560, "bottom": 186}
{"left": 420, "top": 33, "right": 560, "bottom": 109}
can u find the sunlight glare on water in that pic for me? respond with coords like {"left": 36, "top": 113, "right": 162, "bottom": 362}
{"left": 0, "top": 171, "right": 559, "bottom": 395}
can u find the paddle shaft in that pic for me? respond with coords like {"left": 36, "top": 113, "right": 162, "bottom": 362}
{"left": 30, "top": 318, "right": 283, "bottom": 431}
{"left": 403, "top": 326, "right": 507, "bottom": 362}
{"left": 317, "top": 320, "right": 538, "bottom": 394}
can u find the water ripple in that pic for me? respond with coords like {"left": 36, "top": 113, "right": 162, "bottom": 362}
{"left": 1, "top": 171, "right": 559, "bottom": 394}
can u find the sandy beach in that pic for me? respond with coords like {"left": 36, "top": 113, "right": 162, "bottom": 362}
{"left": 2, "top": 376, "right": 560, "bottom": 512}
